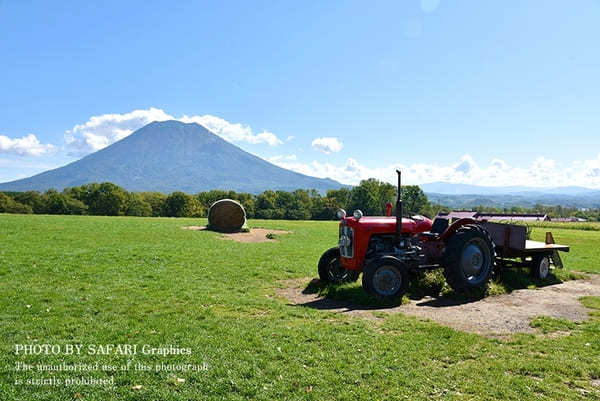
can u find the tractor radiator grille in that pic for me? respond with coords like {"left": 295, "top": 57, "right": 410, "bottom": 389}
{"left": 338, "top": 226, "right": 354, "bottom": 258}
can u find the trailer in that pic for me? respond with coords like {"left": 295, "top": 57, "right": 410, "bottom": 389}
{"left": 482, "top": 222, "right": 570, "bottom": 280}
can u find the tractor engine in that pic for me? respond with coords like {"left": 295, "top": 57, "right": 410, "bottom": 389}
{"left": 336, "top": 211, "right": 433, "bottom": 272}
{"left": 365, "top": 234, "right": 424, "bottom": 270}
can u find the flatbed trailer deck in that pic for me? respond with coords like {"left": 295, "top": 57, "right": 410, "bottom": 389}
{"left": 482, "top": 222, "right": 569, "bottom": 274}
{"left": 524, "top": 240, "right": 570, "bottom": 253}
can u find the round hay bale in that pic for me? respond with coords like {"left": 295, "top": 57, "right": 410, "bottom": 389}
{"left": 207, "top": 199, "right": 247, "bottom": 233}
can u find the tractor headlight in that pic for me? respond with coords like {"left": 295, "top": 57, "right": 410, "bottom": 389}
{"left": 353, "top": 209, "right": 363, "bottom": 220}
{"left": 336, "top": 209, "right": 346, "bottom": 220}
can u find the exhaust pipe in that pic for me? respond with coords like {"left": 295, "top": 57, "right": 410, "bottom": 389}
{"left": 396, "top": 170, "right": 403, "bottom": 243}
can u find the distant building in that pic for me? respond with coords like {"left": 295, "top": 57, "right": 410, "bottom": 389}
{"left": 475, "top": 213, "right": 549, "bottom": 222}
{"left": 550, "top": 217, "right": 587, "bottom": 222}
{"left": 436, "top": 211, "right": 550, "bottom": 222}
{"left": 436, "top": 211, "right": 478, "bottom": 220}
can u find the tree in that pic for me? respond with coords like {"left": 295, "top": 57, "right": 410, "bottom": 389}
{"left": 423, "top": 202, "right": 450, "bottom": 218}
{"left": 310, "top": 196, "right": 340, "bottom": 220}
{"left": 64, "top": 183, "right": 99, "bottom": 205}
{"left": 41, "top": 190, "right": 86, "bottom": 215}
{"left": 348, "top": 179, "right": 395, "bottom": 216}
{"left": 183, "top": 196, "right": 204, "bottom": 217}
{"left": 235, "top": 193, "right": 256, "bottom": 219}
{"left": 401, "top": 185, "right": 430, "bottom": 216}
{"left": 255, "top": 190, "right": 280, "bottom": 219}
{"left": 86, "top": 183, "right": 127, "bottom": 215}
{"left": 13, "top": 191, "right": 44, "bottom": 213}
{"left": 286, "top": 189, "right": 312, "bottom": 220}
{"left": 0, "top": 193, "right": 33, "bottom": 214}
{"left": 326, "top": 188, "right": 351, "bottom": 211}
{"left": 197, "top": 190, "right": 231, "bottom": 210}
{"left": 163, "top": 192, "right": 189, "bottom": 217}
{"left": 125, "top": 193, "right": 153, "bottom": 217}
{"left": 139, "top": 192, "right": 167, "bottom": 217}
{"left": 162, "top": 192, "right": 204, "bottom": 217}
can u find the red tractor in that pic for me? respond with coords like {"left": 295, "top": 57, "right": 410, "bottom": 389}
{"left": 318, "top": 170, "right": 498, "bottom": 301}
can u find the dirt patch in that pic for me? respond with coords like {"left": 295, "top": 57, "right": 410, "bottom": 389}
{"left": 182, "top": 226, "right": 206, "bottom": 231}
{"left": 277, "top": 274, "right": 600, "bottom": 336}
{"left": 219, "top": 228, "right": 291, "bottom": 243}
{"left": 182, "top": 226, "right": 291, "bottom": 243}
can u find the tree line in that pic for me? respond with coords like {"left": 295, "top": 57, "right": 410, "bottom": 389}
{"left": 1, "top": 180, "right": 598, "bottom": 220}
{"left": 0, "top": 179, "right": 440, "bottom": 220}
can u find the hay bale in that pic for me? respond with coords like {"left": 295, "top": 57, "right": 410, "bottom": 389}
{"left": 207, "top": 199, "right": 247, "bottom": 232}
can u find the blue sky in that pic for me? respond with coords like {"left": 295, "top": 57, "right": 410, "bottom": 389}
{"left": 1, "top": 0, "right": 600, "bottom": 187}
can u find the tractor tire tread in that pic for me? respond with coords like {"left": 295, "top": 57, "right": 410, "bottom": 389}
{"left": 443, "top": 224, "right": 496, "bottom": 295}
{"left": 318, "top": 247, "right": 359, "bottom": 283}
{"left": 362, "top": 256, "right": 409, "bottom": 302}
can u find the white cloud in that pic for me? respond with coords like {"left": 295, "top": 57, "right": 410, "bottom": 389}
{"left": 286, "top": 136, "right": 295, "bottom": 142}
{"left": 269, "top": 154, "right": 600, "bottom": 189}
{"left": 0, "top": 134, "right": 55, "bottom": 156}
{"left": 65, "top": 107, "right": 283, "bottom": 156}
{"left": 180, "top": 114, "right": 282, "bottom": 146}
{"left": 453, "top": 154, "right": 475, "bottom": 174}
{"left": 311, "top": 137, "right": 343, "bottom": 154}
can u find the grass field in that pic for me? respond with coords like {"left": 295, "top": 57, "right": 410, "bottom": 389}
{"left": 1, "top": 214, "right": 600, "bottom": 400}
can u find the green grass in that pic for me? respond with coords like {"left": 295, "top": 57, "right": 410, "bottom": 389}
{"left": 526, "top": 221, "right": 600, "bottom": 232}
{"left": 529, "top": 316, "right": 582, "bottom": 333}
{"left": 529, "top": 226, "right": 600, "bottom": 274}
{"left": 580, "top": 296, "right": 600, "bottom": 318}
{"left": 1, "top": 214, "right": 600, "bottom": 400}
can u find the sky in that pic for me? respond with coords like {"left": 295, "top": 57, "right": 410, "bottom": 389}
{"left": 1, "top": 0, "right": 600, "bottom": 188}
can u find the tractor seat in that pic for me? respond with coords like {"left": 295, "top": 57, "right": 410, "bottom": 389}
{"left": 419, "top": 217, "right": 449, "bottom": 240}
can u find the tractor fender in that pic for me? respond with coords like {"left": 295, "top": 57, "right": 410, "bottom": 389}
{"left": 440, "top": 218, "right": 481, "bottom": 242}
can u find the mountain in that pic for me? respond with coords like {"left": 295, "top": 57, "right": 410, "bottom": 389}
{"left": 426, "top": 193, "right": 600, "bottom": 209}
{"left": 0, "top": 121, "right": 342, "bottom": 194}
{"left": 421, "top": 182, "right": 600, "bottom": 196}
{"left": 421, "top": 182, "right": 600, "bottom": 209}
{"left": 421, "top": 182, "right": 532, "bottom": 195}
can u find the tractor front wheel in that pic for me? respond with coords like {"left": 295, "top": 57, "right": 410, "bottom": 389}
{"left": 362, "top": 256, "right": 409, "bottom": 302}
{"left": 318, "top": 247, "right": 359, "bottom": 283}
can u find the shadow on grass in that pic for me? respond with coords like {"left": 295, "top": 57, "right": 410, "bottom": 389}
{"left": 299, "top": 278, "right": 394, "bottom": 310}
{"left": 491, "top": 268, "right": 562, "bottom": 292}
{"left": 298, "top": 268, "right": 576, "bottom": 311}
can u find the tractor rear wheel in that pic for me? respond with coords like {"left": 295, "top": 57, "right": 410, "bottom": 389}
{"left": 362, "top": 256, "right": 409, "bottom": 302}
{"left": 530, "top": 255, "right": 550, "bottom": 280}
{"left": 318, "top": 247, "right": 359, "bottom": 283}
{"left": 443, "top": 224, "right": 495, "bottom": 295}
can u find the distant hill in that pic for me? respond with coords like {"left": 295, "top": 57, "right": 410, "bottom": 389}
{"left": 0, "top": 121, "right": 342, "bottom": 194}
{"left": 421, "top": 181, "right": 600, "bottom": 208}
{"left": 421, "top": 182, "right": 600, "bottom": 196}
{"left": 426, "top": 192, "right": 600, "bottom": 209}
{"left": 422, "top": 182, "right": 531, "bottom": 195}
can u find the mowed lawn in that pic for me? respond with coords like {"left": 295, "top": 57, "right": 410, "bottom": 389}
{"left": 1, "top": 214, "right": 599, "bottom": 400}
{"left": 528, "top": 222, "right": 600, "bottom": 275}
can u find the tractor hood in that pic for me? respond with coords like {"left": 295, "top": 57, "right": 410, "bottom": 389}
{"left": 341, "top": 215, "right": 433, "bottom": 235}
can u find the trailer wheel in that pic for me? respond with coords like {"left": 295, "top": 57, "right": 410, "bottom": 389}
{"left": 362, "top": 257, "right": 409, "bottom": 302}
{"left": 318, "top": 247, "right": 359, "bottom": 283}
{"left": 443, "top": 224, "right": 495, "bottom": 294}
{"left": 531, "top": 255, "right": 550, "bottom": 280}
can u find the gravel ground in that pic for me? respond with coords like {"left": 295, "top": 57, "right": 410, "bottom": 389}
{"left": 277, "top": 274, "right": 600, "bottom": 336}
